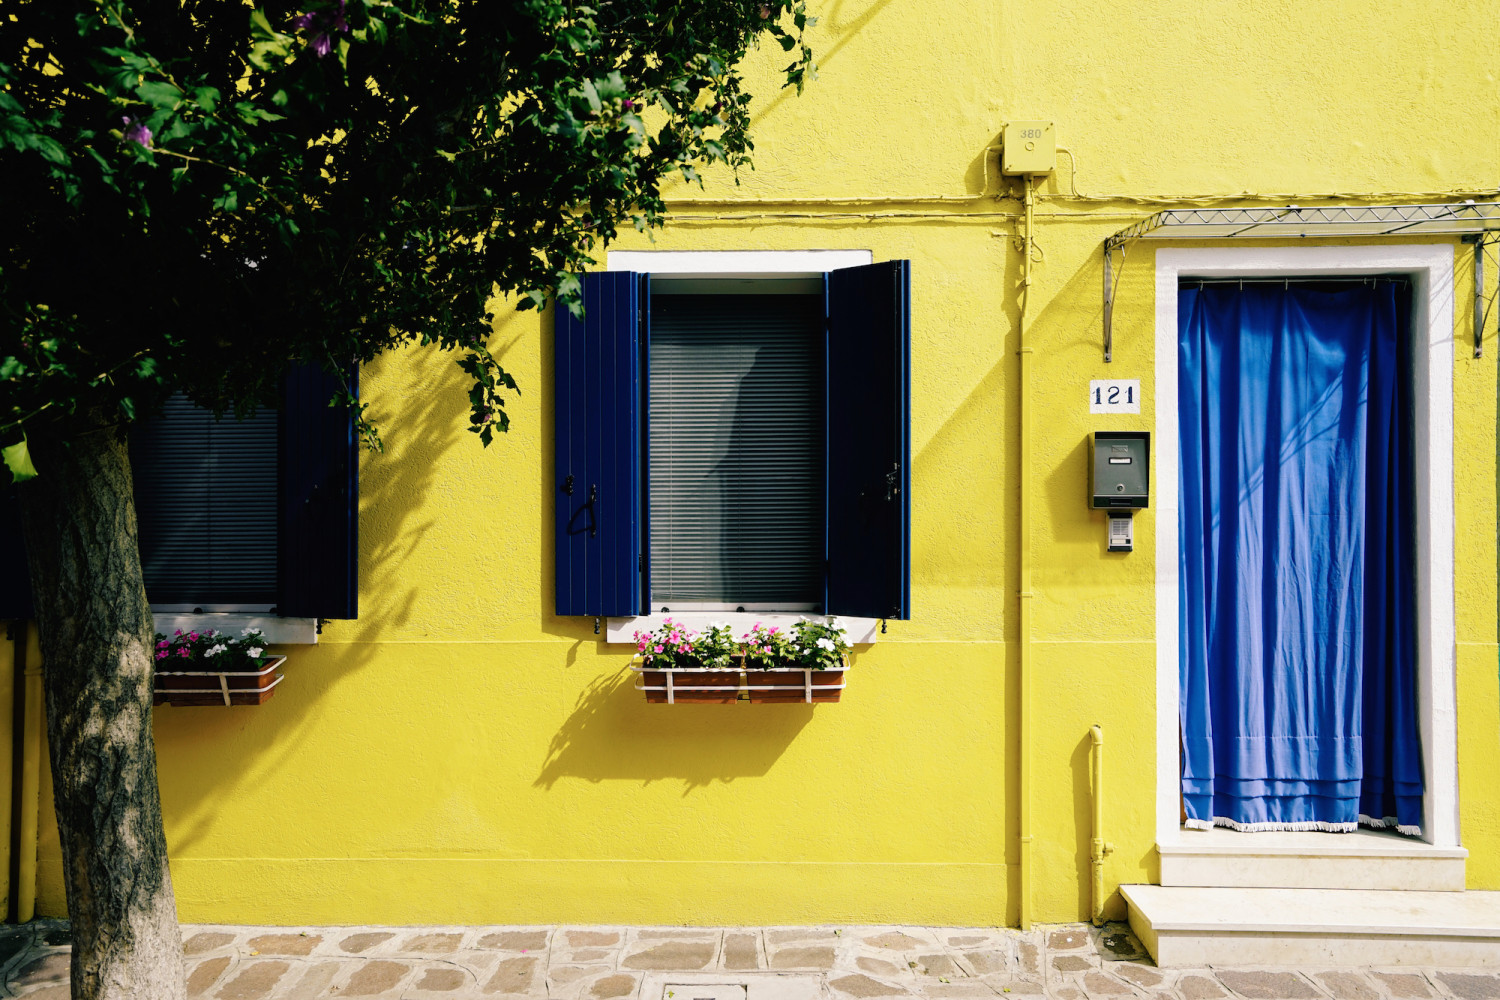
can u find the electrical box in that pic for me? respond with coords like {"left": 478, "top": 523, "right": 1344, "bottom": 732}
{"left": 1089, "top": 431, "right": 1149, "bottom": 510}
{"left": 1001, "top": 121, "right": 1055, "bottom": 175}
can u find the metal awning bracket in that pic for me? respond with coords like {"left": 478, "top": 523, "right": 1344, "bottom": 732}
{"left": 1101, "top": 202, "right": 1500, "bottom": 363}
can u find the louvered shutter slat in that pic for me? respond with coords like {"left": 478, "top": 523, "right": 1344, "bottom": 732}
{"left": 131, "top": 394, "right": 280, "bottom": 606}
{"left": 648, "top": 293, "right": 823, "bottom": 607}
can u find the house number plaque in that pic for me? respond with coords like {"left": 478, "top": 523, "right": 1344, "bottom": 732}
{"left": 1089, "top": 379, "right": 1141, "bottom": 414}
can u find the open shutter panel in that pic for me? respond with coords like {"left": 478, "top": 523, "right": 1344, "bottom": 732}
{"left": 554, "top": 272, "right": 645, "bottom": 617}
{"left": 826, "top": 260, "right": 911, "bottom": 620}
{"left": 0, "top": 486, "right": 34, "bottom": 619}
{"left": 279, "top": 363, "right": 359, "bottom": 619}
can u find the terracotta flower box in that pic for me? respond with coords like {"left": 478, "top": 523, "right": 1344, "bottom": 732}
{"left": 154, "top": 656, "right": 287, "bottom": 707}
{"left": 743, "top": 667, "right": 846, "bottom": 703}
{"left": 637, "top": 666, "right": 742, "bottom": 704}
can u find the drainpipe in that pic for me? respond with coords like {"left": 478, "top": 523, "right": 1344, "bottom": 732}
{"left": 1017, "top": 175, "right": 1037, "bottom": 930}
{"left": 1089, "top": 724, "right": 1115, "bottom": 925}
{"left": 17, "top": 622, "right": 41, "bottom": 923}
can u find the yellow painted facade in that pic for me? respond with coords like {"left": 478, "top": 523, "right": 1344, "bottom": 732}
{"left": 16, "top": 1, "right": 1500, "bottom": 926}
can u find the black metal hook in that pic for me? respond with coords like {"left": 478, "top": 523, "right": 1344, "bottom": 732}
{"left": 881, "top": 618, "right": 887, "bottom": 634}
{"left": 587, "top": 484, "right": 598, "bottom": 537}
{"left": 884, "top": 463, "right": 900, "bottom": 501}
{"left": 562, "top": 474, "right": 574, "bottom": 496}
{"left": 593, "top": 616, "right": 601, "bottom": 635}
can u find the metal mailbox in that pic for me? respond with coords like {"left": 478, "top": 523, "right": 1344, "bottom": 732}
{"left": 1089, "top": 431, "right": 1150, "bottom": 510}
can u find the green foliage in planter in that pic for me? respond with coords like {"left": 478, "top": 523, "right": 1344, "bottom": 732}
{"left": 154, "top": 627, "right": 271, "bottom": 671}
{"left": 787, "top": 616, "right": 851, "bottom": 670}
{"left": 631, "top": 617, "right": 736, "bottom": 670}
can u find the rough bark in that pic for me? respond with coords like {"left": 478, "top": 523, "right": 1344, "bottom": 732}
{"left": 17, "top": 419, "right": 186, "bottom": 1000}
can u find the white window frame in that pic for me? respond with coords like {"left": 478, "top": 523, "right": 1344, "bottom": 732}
{"left": 604, "top": 249, "right": 879, "bottom": 644}
{"left": 1154, "top": 244, "right": 1457, "bottom": 848}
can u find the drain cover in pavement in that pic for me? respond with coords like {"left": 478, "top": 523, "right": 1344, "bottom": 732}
{"left": 665, "top": 985, "right": 749, "bottom": 1000}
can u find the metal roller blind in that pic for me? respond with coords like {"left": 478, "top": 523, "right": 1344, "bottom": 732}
{"left": 649, "top": 293, "right": 823, "bottom": 606}
{"left": 131, "top": 394, "right": 279, "bottom": 607}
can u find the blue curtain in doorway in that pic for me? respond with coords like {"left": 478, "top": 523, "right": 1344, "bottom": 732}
{"left": 1178, "top": 281, "right": 1423, "bottom": 834}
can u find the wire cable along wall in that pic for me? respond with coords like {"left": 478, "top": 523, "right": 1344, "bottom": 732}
{"left": 1101, "top": 202, "right": 1500, "bottom": 361}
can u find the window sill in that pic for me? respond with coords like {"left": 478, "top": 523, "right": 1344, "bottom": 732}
{"left": 151, "top": 613, "right": 319, "bottom": 645}
{"left": 606, "top": 613, "right": 878, "bottom": 645}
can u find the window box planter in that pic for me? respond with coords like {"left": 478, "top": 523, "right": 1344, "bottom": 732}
{"left": 635, "top": 666, "right": 742, "bottom": 704}
{"left": 154, "top": 656, "right": 287, "bottom": 707}
{"left": 631, "top": 656, "right": 847, "bottom": 705}
{"left": 744, "top": 665, "right": 846, "bottom": 703}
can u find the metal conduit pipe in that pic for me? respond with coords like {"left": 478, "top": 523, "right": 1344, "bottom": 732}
{"left": 1089, "top": 724, "right": 1115, "bottom": 926}
{"left": 1017, "top": 175, "right": 1037, "bottom": 930}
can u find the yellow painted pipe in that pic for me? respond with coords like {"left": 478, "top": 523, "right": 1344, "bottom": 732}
{"left": 1089, "top": 724, "right": 1114, "bottom": 926}
{"left": 18, "top": 622, "right": 42, "bottom": 924}
{"left": 1017, "top": 175, "right": 1036, "bottom": 931}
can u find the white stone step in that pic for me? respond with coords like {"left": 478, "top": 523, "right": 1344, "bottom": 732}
{"left": 1158, "top": 827, "right": 1467, "bottom": 890}
{"left": 1122, "top": 885, "right": 1500, "bottom": 968}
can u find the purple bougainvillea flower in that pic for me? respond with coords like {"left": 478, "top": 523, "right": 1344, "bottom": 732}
{"left": 121, "top": 116, "right": 152, "bottom": 148}
{"left": 292, "top": 1, "right": 349, "bottom": 59}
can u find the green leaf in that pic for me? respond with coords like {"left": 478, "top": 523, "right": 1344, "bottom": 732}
{"left": 3, "top": 436, "right": 38, "bottom": 483}
{"left": 136, "top": 81, "right": 182, "bottom": 108}
{"left": 192, "top": 86, "right": 221, "bottom": 113}
{"left": 578, "top": 78, "right": 602, "bottom": 114}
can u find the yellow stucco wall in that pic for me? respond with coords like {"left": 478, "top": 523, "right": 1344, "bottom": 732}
{"left": 24, "top": 0, "right": 1500, "bottom": 925}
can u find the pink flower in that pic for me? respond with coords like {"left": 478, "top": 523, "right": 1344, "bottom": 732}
{"left": 155, "top": 651, "right": 167, "bottom": 660}
{"left": 174, "top": 629, "right": 183, "bottom": 636}
{"left": 177, "top": 648, "right": 189, "bottom": 658}
{"left": 156, "top": 640, "right": 167, "bottom": 648}
{"left": 188, "top": 632, "right": 199, "bottom": 641}
{"left": 654, "top": 645, "right": 663, "bottom": 653}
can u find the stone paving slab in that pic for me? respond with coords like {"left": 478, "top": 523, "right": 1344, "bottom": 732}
{"left": 4, "top": 921, "right": 1500, "bottom": 1000}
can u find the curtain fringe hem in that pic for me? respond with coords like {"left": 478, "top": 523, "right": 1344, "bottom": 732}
{"left": 1184, "top": 815, "right": 1422, "bottom": 836}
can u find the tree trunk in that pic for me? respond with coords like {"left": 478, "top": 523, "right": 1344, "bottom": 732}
{"left": 17, "top": 420, "right": 186, "bottom": 1000}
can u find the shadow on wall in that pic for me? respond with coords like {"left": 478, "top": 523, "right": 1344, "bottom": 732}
{"left": 534, "top": 667, "right": 816, "bottom": 794}
{"left": 350, "top": 346, "right": 483, "bottom": 640}
{"left": 151, "top": 346, "right": 474, "bottom": 859}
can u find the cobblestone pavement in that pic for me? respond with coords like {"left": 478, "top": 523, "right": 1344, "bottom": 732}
{"left": 5, "top": 920, "right": 1500, "bottom": 1000}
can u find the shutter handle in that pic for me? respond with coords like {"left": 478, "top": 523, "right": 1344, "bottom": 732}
{"left": 587, "top": 484, "right": 598, "bottom": 538}
{"left": 562, "top": 474, "right": 574, "bottom": 496}
{"left": 884, "top": 463, "right": 900, "bottom": 501}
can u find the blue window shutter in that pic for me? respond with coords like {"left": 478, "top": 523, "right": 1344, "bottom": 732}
{"left": 826, "top": 260, "right": 911, "bottom": 620}
{"left": 279, "top": 363, "right": 359, "bottom": 619}
{"left": 0, "top": 486, "right": 34, "bottom": 619}
{"left": 555, "top": 272, "right": 645, "bottom": 617}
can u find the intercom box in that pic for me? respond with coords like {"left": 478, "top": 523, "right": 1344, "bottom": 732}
{"left": 1089, "top": 431, "right": 1150, "bottom": 509}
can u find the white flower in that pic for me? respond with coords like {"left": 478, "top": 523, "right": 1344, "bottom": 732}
{"left": 816, "top": 637, "right": 836, "bottom": 651}
{"left": 205, "top": 644, "right": 228, "bottom": 657}
{"left": 240, "top": 627, "right": 255, "bottom": 637}
{"left": 247, "top": 647, "right": 264, "bottom": 658}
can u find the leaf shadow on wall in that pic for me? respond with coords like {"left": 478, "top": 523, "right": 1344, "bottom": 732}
{"left": 152, "top": 348, "right": 473, "bottom": 860}
{"left": 534, "top": 668, "right": 816, "bottom": 794}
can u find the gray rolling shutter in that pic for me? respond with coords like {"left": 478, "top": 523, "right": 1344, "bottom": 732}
{"left": 647, "top": 292, "right": 823, "bottom": 607}
{"left": 131, "top": 394, "right": 279, "bottom": 607}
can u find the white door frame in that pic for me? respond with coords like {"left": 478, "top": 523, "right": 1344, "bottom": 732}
{"left": 1154, "top": 244, "right": 1458, "bottom": 849}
